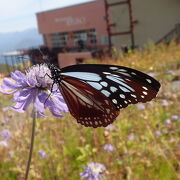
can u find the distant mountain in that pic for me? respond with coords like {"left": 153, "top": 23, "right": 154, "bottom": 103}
{"left": 0, "top": 28, "right": 43, "bottom": 55}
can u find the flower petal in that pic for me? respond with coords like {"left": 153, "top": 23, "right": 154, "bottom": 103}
{"left": 1, "top": 78, "right": 19, "bottom": 91}
{"left": 11, "top": 71, "right": 26, "bottom": 82}
{"left": 34, "top": 94, "right": 45, "bottom": 113}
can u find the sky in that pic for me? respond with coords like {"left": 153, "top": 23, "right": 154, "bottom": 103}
{"left": 0, "top": 0, "right": 93, "bottom": 33}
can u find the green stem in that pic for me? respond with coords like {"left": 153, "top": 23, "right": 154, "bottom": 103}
{"left": 24, "top": 110, "right": 36, "bottom": 180}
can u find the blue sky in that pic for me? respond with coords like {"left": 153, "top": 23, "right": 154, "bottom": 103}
{"left": 0, "top": 0, "right": 93, "bottom": 33}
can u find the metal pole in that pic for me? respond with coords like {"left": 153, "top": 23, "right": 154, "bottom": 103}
{"left": 128, "top": 0, "right": 135, "bottom": 48}
{"left": 104, "top": 0, "right": 112, "bottom": 51}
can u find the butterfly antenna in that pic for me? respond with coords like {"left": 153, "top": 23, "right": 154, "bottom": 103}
{"left": 44, "top": 82, "right": 56, "bottom": 105}
{"left": 38, "top": 47, "right": 49, "bottom": 64}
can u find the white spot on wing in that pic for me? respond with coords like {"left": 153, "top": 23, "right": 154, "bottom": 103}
{"left": 62, "top": 72, "right": 101, "bottom": 81}
{"left": 106, "top": 75, "right": 134, "bottom": 92}
{"left": 112, "top": 99, "right": 117, "bottom": 104}
{"left": 87, "top": 81, "right": 102, "bottom": 90}
{"left": 100, "top": 81, "right": 108, "bottom": 87}
{"left": 101, "top": 90, "right": 111, "bottom": 97}
{"left": 110, "top": 67, "right": 118, "bottom": 70}
{"left": 110, "top": 86, "right": 118, "bottom": 92}
{"left": 117, "top": 71, "right": 131, "bottom": 77}
{"left": 131, "top": 94, "right": 137, "bottom": 98}
{"left": 143, "top": 86, "right": 148, "bottom": 90}
{"left": 117, "top": 69, "right": 127, "bottom": 72}
{"left": 146, "top": 79, "right": 152, "bottom": 83}
{"left": 120, "top": 94, "right": 125, "bottom": 99}
{"left": 119, "top": 86, "right": 131, "bottom": 92}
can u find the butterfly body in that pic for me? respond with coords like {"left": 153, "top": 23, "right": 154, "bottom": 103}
{"left": 48, "top": 64, "right": 161, "bottom": 128}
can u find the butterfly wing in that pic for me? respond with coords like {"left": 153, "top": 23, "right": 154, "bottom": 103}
{"left": 60, "top": 64, "right": 161, "bottom": 110}
{"left": 59, "top": 75, "right": 119, "bottom": 128}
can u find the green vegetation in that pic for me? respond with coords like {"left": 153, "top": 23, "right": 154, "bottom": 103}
{"left": 0, "top": 42, "right": 179, "bottom": 180}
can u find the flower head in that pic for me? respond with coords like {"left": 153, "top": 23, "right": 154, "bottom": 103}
{"left": 155, "top": 130, "right": 162, "bottom": 137}
{"left": 161, "top": 100, "right": 169, "bottom": 106}
{"left": 171, "top": 115, "right": 179, "bottom": 121}
{"left": 0, "top": 64, "right": 68, "bottom": 117}
{"left": 136, "top": 103, "right": 145, "bottom": 110}
{"left": 104, "top": 124, "right": 115, "bottom": 131}
{"left": 80, "top": 162, "right": 106, "bottom": 180}
{"left": 1, "top": 129, "right": 11, "bottom": 139}
{"left": 164, "top": 119, "right": 171, "bottom": 125}
{"left": 38, "top": 150, "right": 47, "bottom": 158}
{"left": 103, "top": 144, "right": 115, "bottom": 152}
{"left": 0, "top": 140, "right": 9, "bottom": 147}
{"left": 128, "top": 134, "right": 135, "bottom": 140}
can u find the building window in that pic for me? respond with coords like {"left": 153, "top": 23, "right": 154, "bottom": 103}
{"left": 88, "top": 29, "right": 97, "bottom": 44}
{"left": 51, "top": 33, "right": 68, "bottom": 48}
{"left": 74, "top": 30, "right": 88, "bottom": 46}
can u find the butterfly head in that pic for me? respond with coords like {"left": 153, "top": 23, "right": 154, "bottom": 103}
{"left": 47, "top": 63, "right": 62, "bottom": 84}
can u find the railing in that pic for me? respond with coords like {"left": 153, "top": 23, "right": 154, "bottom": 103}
{"left": 157, "top": 23, "right": 180, "bottom": 44}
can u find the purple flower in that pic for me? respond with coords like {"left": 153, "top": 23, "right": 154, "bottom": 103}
{"left": 103, "top": 144, "right": 115, "bottom": 152}
{"left": 1, "top": 129, "right": 11, "bottom": 139}
{"left": 171, "top": 115, "right": 179, "bottom": 121}
{"left": 128, "top": 134, "right": 135, "bottom": 140}
{"left": 80, "top": 162, "right": 106, "bottom": 180}
{"left": 136, "top": 103, "right": 145, "bottom": 110}
{"left": 155, "top": 130, "right": 162, "bottom": 137}
{"left": 161, "top": 100, "right": 169, "bottom": 106}
{"left": 0, "top": 140, "right": 9, "bottom": 147}
{"left": 104, "top": 124, "right": 115, "bottom": 131}
{"left": 0, "top": 64, "right": 68, "bottom": 118}
{"left": 164, "top": 119, "right": 171, "bottom": 124}
{"left": 2, "top": 107, "right": 9, "bottom": 112}
{"left": 38, "top": 150, "right": 47, "bottom": 158}
{"left": 147, "top": 72, "right": 155, "bottom": 77}
{"left": 2, "top": 118, "right": 10, "bottom": 124}
{"left": 8, "top": 151, "right": 14, "bottom": 158}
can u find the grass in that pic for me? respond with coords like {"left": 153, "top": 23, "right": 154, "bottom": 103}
{"left": 0, "top": 42, "right": 179, "bottom": 180}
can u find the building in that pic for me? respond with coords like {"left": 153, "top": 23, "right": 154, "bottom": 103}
{"left": 36, "top": 0, "right": 180, "bottom": 66}
{"left": 36, "top": 0, "right": 109, "bottom": 51}
{"left": 107, "top": 0, "right": 180, "bottom": 48}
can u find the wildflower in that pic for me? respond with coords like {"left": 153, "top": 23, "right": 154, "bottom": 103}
{"left": 0, "top": 64, "right": 68, "bottom": 117}
{"left": 164, "top": 119, "right": 171, "bottom": 124}
{"left": 2, "top": 118, "right": 9, "bottom": 124}
{"left": 0, "top": 140, "right": 9, "bottom": 147}
{"left": 104, "top": 124, "right": 115, "bottom": 131}
{"left": 136, "top": 103, "right": 145, "bottom": 110}
{"left": 80, "top": 162, "right": 106, "bottom": 180}
{"left": 1, "top": 129, "right": 11, "bottom": 139}
{"left": 147, "top": 72, "right": 155, "bottom": 77}
{"left": 155, "top": 130, "right": 162, "bottom": 136}
{"left": 103, "top": 144, "right": 115, "bottom": 152}
{"left": 128, "top": 134, "right": 135, "bottom": 140}
{"left": 161, "top": 100, "right": 169, "bottom": 106}
{"left": 8, "top": 151, "right": 14, "bottom": 158}
{"left": 2, "top": 107, "right": 9, "bottom": 112}
{"left": 171, "top": 115, "right": 179, "bottom": 121}
{"left": 38, "top": 150, "right": 47, "bottom": 158}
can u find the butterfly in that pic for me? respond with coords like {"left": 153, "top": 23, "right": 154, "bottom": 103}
{"left": 48, "top": 64, "right": 161, "bottom": 128}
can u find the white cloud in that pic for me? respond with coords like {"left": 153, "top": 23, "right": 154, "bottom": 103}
{"left": 0, "top": 0, "right": 93, "bottom": 33}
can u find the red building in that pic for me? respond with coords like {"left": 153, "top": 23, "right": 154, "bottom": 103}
{"left": 36, "top": 0, "right": 109, "bottom": 51}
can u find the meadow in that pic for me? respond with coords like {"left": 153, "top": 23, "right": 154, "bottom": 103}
{"left": 0, "top": 42, "right": 179, "bottom": 180}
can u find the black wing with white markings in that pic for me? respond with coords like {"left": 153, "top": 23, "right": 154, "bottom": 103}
{"left": 60, "top": 64, "right": 161, "bottom": 110}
